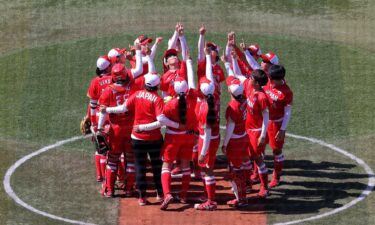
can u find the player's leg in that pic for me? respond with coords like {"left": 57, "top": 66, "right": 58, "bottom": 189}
{"left": 147, "top": 139, "right": 164, "bottom": 202}
{"left": 268, "top": 121, "right": 285, "bottom": 188}
{"left": 124, "top": 142, "right": 136, "bottom": 197}
{"left": 131, "top": 138, "right": 149, "bottom": 205}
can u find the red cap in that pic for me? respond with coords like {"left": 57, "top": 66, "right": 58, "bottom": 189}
{"left": 134, "top": 35, "right": 153, "bottom": 45}
{"left": 247, "top": 44, "right": 261, "bottom": 56}
{"left": 207, "top": 42, "right": 219, "bottom": 52}
{"left": 163, "top": 48, "right": 179, "bottom": 64}
{"left": 260, "top": 52, "right": 279, "bottom": 65}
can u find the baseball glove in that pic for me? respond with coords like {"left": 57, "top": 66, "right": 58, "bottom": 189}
{"left": 94, "top": 131, "right": 111, "bottom": 154}
{"left": 80, "top": 115, "right": 91, "bottom": 135}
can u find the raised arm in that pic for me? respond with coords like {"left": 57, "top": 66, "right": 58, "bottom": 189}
{"left": 168, "top": 23, "right": 180, "bottom": 49}
{"left": 150, "top": 37, "right": 163, "bottom": 60}
{"left": 244, "top": 49, "right": 261, "bottom": 70}
{"left": 130, "top": 44, "right": 143, "bottom": 78}
{"left": 186, "top": 57, "right": 196, "bottom": 89}
{"left": 197, "top": 25, "right": 206, "bottom": 62}
{"left": 205, "top": 47, "right": 214, "bottom": 82}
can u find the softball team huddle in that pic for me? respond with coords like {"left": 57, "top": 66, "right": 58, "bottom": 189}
{"left": 85, "top": 23, "right": 293, "bottom": 211}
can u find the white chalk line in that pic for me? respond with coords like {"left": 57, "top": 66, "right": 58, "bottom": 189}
{"left": 3, "top": 132, "right": 375, "bottom": 225}
{"left": 273, "top": 133, "right": 375, "bottom": 225}
{"left": 3, "top": 135, "right": 97, "bottom": 225}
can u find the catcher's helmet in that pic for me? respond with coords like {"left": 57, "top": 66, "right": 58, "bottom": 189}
{"left": 111, "top": 63, "right": 128, "bottom": 83}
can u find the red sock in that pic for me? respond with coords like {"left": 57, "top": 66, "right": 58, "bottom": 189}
{"left": 161, "top": 168, "right": 171, "bottom": 196}
{"left": 204, "top": 176, "right": 216, "bottom": 201}
{"left": 258, "top": 163, "right": 269, "bottom": 189}
{"left": 95, "top": 152, "right": 102, "bottom": 178}
{"left": 100, "top": 155, "right": 107, "bottom": 179}
{"left": 241, "top": 160, "right": 252, "bottom": 186}
{"left": 117, "top": 155, "right": 125, "bottom": 182}
{"left": 181, "top": 168, "right": 191, "bottom": 198}
{"left": 105, "top": 163, "right": 117, "bottom": 194}
{"left": 192, "top": 151, "right": 201, "bottom": 176}
{"left": 274, "top": 153, "right": 284, "bottom": 177}
{"left": 125, "top": 163, "right": 135, "bottom": 191}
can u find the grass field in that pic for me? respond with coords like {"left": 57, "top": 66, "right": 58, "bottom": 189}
{"left": 1, "top": 0, "right": 374, "bottom": 224}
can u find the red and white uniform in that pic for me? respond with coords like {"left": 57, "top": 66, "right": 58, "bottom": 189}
{"left": 162, "top": 89, "right": 198, "bottom": 163}
{"left": 197, "top": 101, "right": 220, "bottom": 168}
{"left": 160, "top": 61, "right": 187, "bottom": 97}
{"left": 99, "top": 76, "right": 144, "bottom": 153}
{"left": 126, "top": 89, "right": 164, "bottom": 141}
{"left": 225, "top": 99, "right": 249, "bottom": 167}
{"left": 264, "top": 81, "right": 293, "bottom": 150}
{"left": 87, "top": 74, "right": 112, "bottom": 125}
{"left": 244, "top": 80, "right": 270, "bottom": 157}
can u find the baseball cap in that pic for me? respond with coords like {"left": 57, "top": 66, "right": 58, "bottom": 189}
{"left": 206, "top": 42, "right": 220, "bottom": 52}
{"left": 227, "top": 78, "right": 244, "bottom": 97}
{"left": 163, "top": 48, "right": 178, "bottom": 63}
{"left": 144, "top": 72, "right": 160, "bottom": 87}
{"left": 96, "top": 55, "right": 111, "bottom": 70}
{"left": 174, "top": 77, "right": 188, "bottom": 94}
{"left": 260, "top": 52, "right": 279, "bottom": 65}
{"left": 200, "top": 78, "right": 215, "bottom": 96}
{"left": 248, "top": 44, "right": 262, "bottom": 56}
{"left": 134, "top": 35, "right": 153, "bottom": 46}
{"left": 108, "top": 48, "right": 126, "bottom": 59}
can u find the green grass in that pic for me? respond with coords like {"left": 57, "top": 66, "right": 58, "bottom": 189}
{"left": 1, "top": 0, "right": 375, "bottom": 225}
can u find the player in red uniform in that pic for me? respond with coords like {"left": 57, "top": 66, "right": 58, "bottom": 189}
{"left": 194, "top": 59, "right": 221, "bottom": 210}
{"left": 96, "top": 45, "right": 144, "bottom": 197}
{"left": 159, "top": 57, "right": 198, "bottom": 210}
{"left": 160, "top": 23, "right": 188, "bottom": 99}
{"left": 87, "top": 55, "right": 112, "bottom": 182}
{"left": 221, "top": 76, "right": 249, "bottom": 208}
{"left": 128, "top": 35, "right": 163, "bottom": 76}
{"left": 102, "top": 56, "right": 184, "bottom": 205}
{"left": 231, "top": 51, "right": 271, "bottom": 198}
{"left": 193, "top": 29, "right": 225, "bottom": 180}
{"left": 263, "top": 65, "right": 293, "bottom": 188}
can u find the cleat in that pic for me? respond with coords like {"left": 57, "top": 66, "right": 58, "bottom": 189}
{"left": 269, "top": 172, "right": 280, "bottom": 188}
{"left": 160, "top": 194, "right": 174, "bottom": 210}
{"left": 194, "top": 200, "right": 217, "bottom": 211}
{"left": 258, "top": 186, "right": 270, "bottom": 198}
{"left": 227, "top": 199, "right": 248, "bottom": 208}
{"left": 138, "top": 197, "right": 148, "bottom": 206}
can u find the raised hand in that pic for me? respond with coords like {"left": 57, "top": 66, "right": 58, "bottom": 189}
{"left": 155, "top": 37, "right": 163, "bottom": 45}
{"left": 199, "top": 24, "right": 206, "bottom": 35}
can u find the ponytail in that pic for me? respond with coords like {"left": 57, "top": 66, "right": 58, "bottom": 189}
{"left": 233, "top": 94, "right": 243, "bottom": 102}
{"left": 206, "top": 94, "right": 216, "bottom": 125}
{"left": 178, "top": 93, "right": 187, "bottom": 124}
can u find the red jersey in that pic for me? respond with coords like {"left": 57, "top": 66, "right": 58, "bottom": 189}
{"left": 264, "top": 81, "right": 293, "bottom": 120}
{"left": 197, "top": 100, "right": 220, "bottom": 137}
{"left": 126, "top": 89, "right": 164, "bottom": 140}
{"left": 160, "top": 61, "right": 187, "bottom": 96}
{"left": 244, "top": 79, "right": 269, "bottom": 129}
{"left": 87, "top": 74, "right": 112, "bottom": 100}
{"left": 197, "top": 59, "right": 225, "bottom": 99}
{"left": 225, "top": 99, "right": 247, "bottom": 135}
{"left": 163, "top": 89, "right": 198, "bottom": 132}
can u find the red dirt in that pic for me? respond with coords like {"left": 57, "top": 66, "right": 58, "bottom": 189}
{"left": 118, "top": 167, "right": 267, "bottom": 225}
